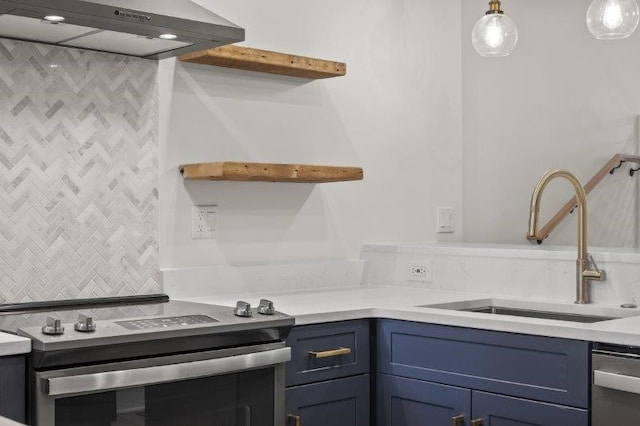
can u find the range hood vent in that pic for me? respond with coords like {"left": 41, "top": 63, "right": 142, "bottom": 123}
{"left": 0, "top": 0, "right": 244, "bottom": 59}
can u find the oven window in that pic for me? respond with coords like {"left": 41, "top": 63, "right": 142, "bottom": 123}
{"left": 54, "top": 368, "right": 274, "bottom": 426}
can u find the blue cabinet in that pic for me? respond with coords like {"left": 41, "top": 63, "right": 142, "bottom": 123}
{"left": 377, "top": 374, "right": 470, "bottom": 425}
{"left": 285, "top": 320, "right": 370, "bottom": 426}
{"left": 287, "top": 319, "right": 592, "bottom": 426}
{"left": 376, "top": 375, "right": 588, "bottom": 426}
{"left": 472, "top": 391, "right": 588, "bottom": 426}
{"left": 286, "top": 374, "right": 370, "bottom": 426}
{"left": 0, "top": 355, "right": 25, "bottom": 423}
{"left": 377, "top": 319, "right": 590, "bottom": 408}
{"left": 376, "top": 320, "right": 590, "bottom": 426}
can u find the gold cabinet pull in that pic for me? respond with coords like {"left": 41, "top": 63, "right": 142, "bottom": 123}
{"left": 470, "top": 419, "right": 483, "bottom": 426}
{"left": 307, "top": 347, "right": 352, "bottom": 359}
{"left": 288, "top": 414, "right": 301, "bottom": 426}
{"left": 451, "top": 414, "right": 465, "bottom": 426}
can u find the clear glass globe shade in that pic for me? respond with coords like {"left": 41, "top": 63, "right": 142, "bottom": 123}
{"left": 586, "top": 0, "right": 639, "bottom": 39}
{"left": 472, "top": 14, "right": 518, "bottom": 57}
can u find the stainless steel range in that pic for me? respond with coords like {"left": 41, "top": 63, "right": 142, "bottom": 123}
{"left": 0, "top": 294, "right": 294, "bottom": 426}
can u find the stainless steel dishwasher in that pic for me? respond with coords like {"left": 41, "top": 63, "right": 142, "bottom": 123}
{"left": 592, "top": 344, "right": 640, "bottom": 424}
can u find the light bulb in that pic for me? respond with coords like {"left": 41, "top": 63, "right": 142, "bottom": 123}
{"left": 587, "top": 0, "right": 639, "bottom": 39}
{"left": 603, "top": 0, "right": 624, "bottom": 29}
{"left": 485, "top": 20, "right": 505, "bottom": 47}
{"left": 472, "top": 13, "right": 518, "bottom": 57}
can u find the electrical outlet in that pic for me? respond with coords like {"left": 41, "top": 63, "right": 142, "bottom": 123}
{"left": 408, "top": 262, "right": 432, "bottom": 282}
{"left": 192, "top": 205, "right": 218, "bottom": 239}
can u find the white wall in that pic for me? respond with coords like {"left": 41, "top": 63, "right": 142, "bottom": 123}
{"left": 462, "top": 0, "right": 640, "bottom": 247}
{"left": 159, "top": 0, "right": 463, "bottom": 269}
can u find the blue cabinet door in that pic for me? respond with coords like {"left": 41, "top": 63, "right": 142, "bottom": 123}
{"left": 0, "top": 356, "right": 25, "bottom": 423}
{"left": 471, "top": 391, "right": 588, "bottom": 426}
{"left": 377, "top": 374, "right": 471, "bottom": 426}
{"left": 286, "top": 374, "right": 369, "bottom": 426}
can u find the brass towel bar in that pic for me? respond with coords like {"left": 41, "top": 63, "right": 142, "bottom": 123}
{"left": 528, "top": 153, "right": 640, "bottom": 244}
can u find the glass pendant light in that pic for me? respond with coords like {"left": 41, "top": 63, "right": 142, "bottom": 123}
{"left": 586, "top": 0, "right": 639, "bottom": 39}
{"left": 472, "top": 0, "right": 518, "bottom": 57}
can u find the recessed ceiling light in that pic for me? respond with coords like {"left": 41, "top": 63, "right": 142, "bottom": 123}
{"left": 43, "top": 15, "right": 66, "bottom": 22}
{"left": 159, "top": 33, "right": 178, "bottom": 40}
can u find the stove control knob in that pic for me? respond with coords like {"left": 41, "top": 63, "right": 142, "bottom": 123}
{"left": 234, "top": 301, "right": 253, "bottom": 317}
{"left": 258, "top": 299, "right": 275, "bottom": 315}
{"left": 74, "top": 314, "right": 97, "bottom": 333}
{"left": 42, "top": 317, "right": 64, "bottom": 336}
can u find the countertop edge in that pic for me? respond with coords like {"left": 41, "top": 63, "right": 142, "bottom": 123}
{"left": 0, "top": 334, "right": 31, "bottom": 356}
{"left": 180, "top": 287, "right": 640, "bottom": 347}
{"left": 292, "top": 307, "right": 640, "bottom": 346}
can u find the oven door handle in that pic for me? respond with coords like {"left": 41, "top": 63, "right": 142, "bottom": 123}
{"left": 594, "top": 369, "right": 640, "bottom": 395}
{"left": 45, "top": 347, "right": 291, "bottom": 396}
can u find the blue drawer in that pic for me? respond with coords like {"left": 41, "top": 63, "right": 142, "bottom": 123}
{"left": 286, "top": 374, "right": 370, "bottom": 426}
{"left": 377, "top": 320, "right": 590, "bottom": 408}
{"left": 286, "top": 320, "right": 370, "bottom": 387}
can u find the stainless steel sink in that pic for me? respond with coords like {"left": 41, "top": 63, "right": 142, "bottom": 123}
{"left": 458, "top": 306, "right": 614, "bottom": 323}
{"left": 418, "top": 299, "right": 640, "bottom": 323}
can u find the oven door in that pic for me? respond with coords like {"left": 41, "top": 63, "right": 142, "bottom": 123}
{"left": 32, "top": 342, "right": 290, "bottom": 426}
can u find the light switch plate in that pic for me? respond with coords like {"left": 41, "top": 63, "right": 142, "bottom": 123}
{"left": 192, "top": 205, "right": 218, "bottom": 239}
{"left": 437, "top": 206, "right": 454, "bottom": 233}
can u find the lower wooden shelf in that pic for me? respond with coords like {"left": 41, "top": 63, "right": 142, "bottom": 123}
{"left": 180, "top": 162, "right": 363, "bottom": 183}
{"left": 179, "top": 45, "right": 346, "bottom": 79}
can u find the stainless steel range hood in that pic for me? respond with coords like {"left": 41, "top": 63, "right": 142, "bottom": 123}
{"left": 0, "top": 0, "right": 244, "bottom": 59}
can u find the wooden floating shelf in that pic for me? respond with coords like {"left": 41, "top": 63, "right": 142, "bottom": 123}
{"left": 179, "top": 45, "right": 346, "bottom": 79}
{"left": 180, "top": 162, "right": 363, "bottom": 183}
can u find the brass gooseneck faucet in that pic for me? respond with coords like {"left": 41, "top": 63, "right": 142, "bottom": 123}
{"left": 527, "top": 169, "right": 604, "bottom": 304}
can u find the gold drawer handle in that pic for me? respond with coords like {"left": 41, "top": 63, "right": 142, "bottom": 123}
{"left": 308, "top": 347, "right": 352, "bottom": 359}
{"left": 288, "top": 414, "right": 301, "bottom": 426}
{"left": 451, "top": 414, "right": 465, "bottom": 426}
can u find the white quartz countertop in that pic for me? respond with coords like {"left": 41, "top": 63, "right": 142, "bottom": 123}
{"left": 0, "top": 332, "right": 30, "bottom": 357}
{"left": 181, "top": 286, "right": 640, "bottom": 347}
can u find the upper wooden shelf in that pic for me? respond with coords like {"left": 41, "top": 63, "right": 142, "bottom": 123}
{"left": 180, "top": 162, "right": 363, "bottom": 183}
{"left": 179, "top": 45, "right": 347, "bottom": 79}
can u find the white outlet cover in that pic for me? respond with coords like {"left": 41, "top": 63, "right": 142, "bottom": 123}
{"left": 192, "top": 205, "right": 218, "bottom": 239}
{"left": 407, "top": 262, "right": 432, "bottom": 282}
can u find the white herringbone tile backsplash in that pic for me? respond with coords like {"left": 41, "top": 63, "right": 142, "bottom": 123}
{"left": 0, "top": 39, "right": 159, "bottom": 302}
